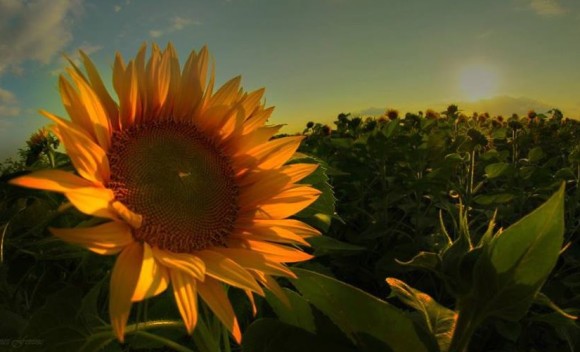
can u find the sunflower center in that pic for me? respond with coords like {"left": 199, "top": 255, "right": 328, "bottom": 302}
{"left": 107, "top": 120, "right": 239, "bottom": 253}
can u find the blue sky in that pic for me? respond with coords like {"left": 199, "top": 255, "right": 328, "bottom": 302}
{"left": 1, "top": 0, "right": 580, "bottom": 160}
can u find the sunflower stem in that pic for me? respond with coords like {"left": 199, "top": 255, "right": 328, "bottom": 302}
{"left": 133, "top": 331, "right": 195, "bottom": 352}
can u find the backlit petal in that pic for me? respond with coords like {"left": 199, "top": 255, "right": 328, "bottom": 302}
{"left": 170, "top": 269, "right": 198, "bottom": 334}
{"left": 197, "top": 277, "right": 242, "bottom": 344}
{"left": 9, "top": 169, "right": 95, "bottom": 193}
{"left": 110, "top": 242, "right": 143, "bottom": 342}
{"left": 227, "top": 238, "right": 313, "bottom": 263}
{"left": 152, "top": 247, "right": 205, "bottom": 280}
{"left": 65, "top": 187, "right": 116, "bottom": 219}
{"left": 50, "top": 221, "right": 133, "bottom": 255}
{"left": 196, "top": 250, "right": 264, "bottom": 295}
{"left": 132, "top": 242, "right": 170, "bottom": 301}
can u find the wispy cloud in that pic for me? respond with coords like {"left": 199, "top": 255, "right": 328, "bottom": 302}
{"left": 529, "top": 0, "right": 566, "bottom": 16}
{"left": 0, "top": 0, "right": 83, "bottom": 76}
{"left": 0, "top": 87, "right": 20, "bottom": 118}
{"left": 149, "top": 16, "right": 201, "bottom": 38}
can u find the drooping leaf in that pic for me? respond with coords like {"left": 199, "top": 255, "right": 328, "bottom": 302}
{"left": 484, "top": 162, "right": 512, "bottom": 179}
{"left": 265, "top": 288, "right": 316, "bottom": 333}
{"left": 290, "top": 268, "right": 438, "bottom": 352}
{"left": 386, "top": 278, "right": 457, "bottom": 352}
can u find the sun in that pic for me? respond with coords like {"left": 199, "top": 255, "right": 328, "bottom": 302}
{"left": 458, "top": 65, "right": 498, "bottom": 101}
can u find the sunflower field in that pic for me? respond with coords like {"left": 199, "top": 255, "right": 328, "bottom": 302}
{"left": 1, "top": 46, "right": 579, "bottom": 352}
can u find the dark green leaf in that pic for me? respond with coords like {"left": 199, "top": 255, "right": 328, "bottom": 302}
{"left": 290, "top": 268, "right": 438, "bottom": 352}
{"left": 306, "top": 236, "right": 365, "bottom": 256}
{"left": 387, "top": 277, "right": 457, "bottom": 352}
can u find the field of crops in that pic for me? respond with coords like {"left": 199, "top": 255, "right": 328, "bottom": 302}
{"left": 1, "top": 106, "right": 579, "bottom": 351}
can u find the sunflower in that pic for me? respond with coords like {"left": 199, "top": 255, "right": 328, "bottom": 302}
{"left": 10, "top": 43, "right": 321, "bottom": 343}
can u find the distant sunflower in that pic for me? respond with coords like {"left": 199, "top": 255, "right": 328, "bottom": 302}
{"left": 10, "top": 43, "right": 321, "bottom": 343}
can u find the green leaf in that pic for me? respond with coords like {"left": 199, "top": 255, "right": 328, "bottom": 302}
{"left": 463, "top": 183, "right": 566, "bottom": 320}
{"left": 290, "top": 268, "right": 438, "bottom": 352}
{"left": 484, "top": 162, "right": 511, "bottom": 178}
{"left": 528, "top": 147, "right": 545, "bottom": 162}
{"left": 265, "top": 288, "right": 316, "bottom": 333}
{"left": 533, "top": 292, "right": 578, "bottom": 320}
{"left": 306, "top": 236, "right": 365, "bottom": 256}
{"left": 242, "top": 318, "right": 357, "bottom": 352}
{"left": 291, "top": 155, "right": 336, "bottom": 232}
{"left": 386, "top": 278, "right": 457, "bottom": 352}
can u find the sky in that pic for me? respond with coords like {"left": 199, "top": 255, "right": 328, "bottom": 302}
{"left": 1, "top": 0, "right": 580, "bottom": 160}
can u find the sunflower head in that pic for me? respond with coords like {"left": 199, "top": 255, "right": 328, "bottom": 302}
{"left": 10, "top": 43, "right": 322, "bottom": 343}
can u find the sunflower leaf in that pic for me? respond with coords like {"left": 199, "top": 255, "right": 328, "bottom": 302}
{"left": 289, "top": 155, "right": 336, "bottom": 232}
{"left": 290, "top": 268, "right": 438, "bottom": 352}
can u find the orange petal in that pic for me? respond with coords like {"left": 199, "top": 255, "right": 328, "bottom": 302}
{"left": 79, "top": 51, "right": 120, "bottom": 130}
{"left": 197, "top": 277, "right": 242, "bottom": 344}
{"left": 50, "top": 221, "right": 133, "bottom": 255}
{"left": 152, "top": 247, "right": 205, "bottom": 281}
{"left": 210, "top": 76, "right": 242, "bottom": 107}
{"left": 9, "top": 169, "right": 95, "bottom": 193}
{"left": 132, "top": 242, "right": 170, "bottom": 301}
{"left": 231, "top": 227, "right": 310, "bottom": 246}
{"left": 48, "top": 121, "right": 110, "bottom": 183}
{"left": 196, "top": 250, "right": 264, "bottom": 295}
{"left": 239, "top": 164, "right": 319, "bottom": 207}
{"left": 237, "top": 219, "right": 321, "bottom": 239}
{"left": 64, "top": 187, "right": 116, "bottom": 219}
{"left": 228, "top": 124, "right": 281, "bottom": 159}
{"left": 209, "top": 247, "right": 295, "bottom": 278}
{"left": 111, "top": 201, "right": 143, "bottom": 229}
{"left": 170, "top": 269, "right": 198, "bottom": 334}
{"left": 240, "top": 88, "right": 265, "bottom": 118}
{"left": 109, "top": 242, "right": 143, "bottom": 342}
{"left": 66, "top": 67, "right": 112, "bottom": 151}
{"left": 227, "top": 238, "right": 313, "bottom": 263}
{"left": 236, "top": 136, "right": 304, "bottom": 172}
{"left": 249, "top": 186, "right": 320, "bottom": 219}
{"left": 241, "top": 106, "right": 274, "bottom": 135}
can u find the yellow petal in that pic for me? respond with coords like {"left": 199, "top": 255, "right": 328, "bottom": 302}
{"left": 152, "top": 247, "right": 205, "bottom": 280}
{"left": 65, "top": 187, "right": 116, "bottom": 219}
{"left": 235, "top": 136, "right": 304, "bottom": 172}
{"left": 239, "top": 164, "right": 319, "bottom": 207}
{"left": 227, "top": 238, "right": 313, "bottom": 263}
{"left": 228, "top": 124, "right": 281, "bottom": 159}
{"left": 238, "top": 219, "right": 321, "bottom": 239}
{"left": 240, "top": 88, "right": 265, "bottom": 118}
{"left": 170, "top": 269, "right": 198, "bottom": 334}
{"left": 241, "top": 106, "right": 274, "bottom": 135}
{"left": 209, "top": 247, "right": 295, "bottom": 278}
{"left": 79, "top": 51, "right": 120, "bottom": 130}
{"left": 9, "top": 169, "right": 95, "bottom": 193}
{"left": 49, "top": 121, "right": 110, "bottom": 183}
{"left": 196, "top": 250, "right": 264, "bottom": 295}
{"left": 110, "top": 242, "right": 143, "bottom": 342}
{"left": 245, "top": 289, "right": 257, "bottom": 317}
{"left": 197, "top": 277, "right": 242, "bottom": 344}
{"left": 231, "top": 228, "right": 310, "bottom": 246}
{"left": 58, "top": 76, "right": 96, "bottom": 139}
{"left": 250, "top": 186, "right": 320, "bottom": 219}
{"left": 67, "top": 67, "right": 112, "bottom": 151}
{"left": 111, "top": 201, "right": 143, "bottom": 229}
{"left": 210, "top": 76, "right": 242, "bottom": 107}
{"left": 50, "top": 221, "right": 133, "bottom": 255}
{"left": 132, "top": 242, "right": 170, "bottom": 301}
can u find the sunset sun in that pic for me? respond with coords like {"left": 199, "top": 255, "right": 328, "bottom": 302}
{"left": 458, "top": 65, "right": 499, "bottom": 101}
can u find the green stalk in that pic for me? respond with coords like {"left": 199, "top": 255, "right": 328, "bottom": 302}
{"left": 448, "top": 302, "right": 486, "bottom": 352}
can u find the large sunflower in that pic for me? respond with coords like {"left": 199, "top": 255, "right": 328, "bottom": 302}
{"left": 10, "top": 43, "right": 321, "bottom": 343}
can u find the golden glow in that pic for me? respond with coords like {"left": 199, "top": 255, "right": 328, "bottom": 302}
{"left": 458, "top": 65, "right": 498, "bottom": 101}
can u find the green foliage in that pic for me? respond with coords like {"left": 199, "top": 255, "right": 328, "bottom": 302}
{"left": 2, "top": 109, "right": 580, "bottom": 351}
